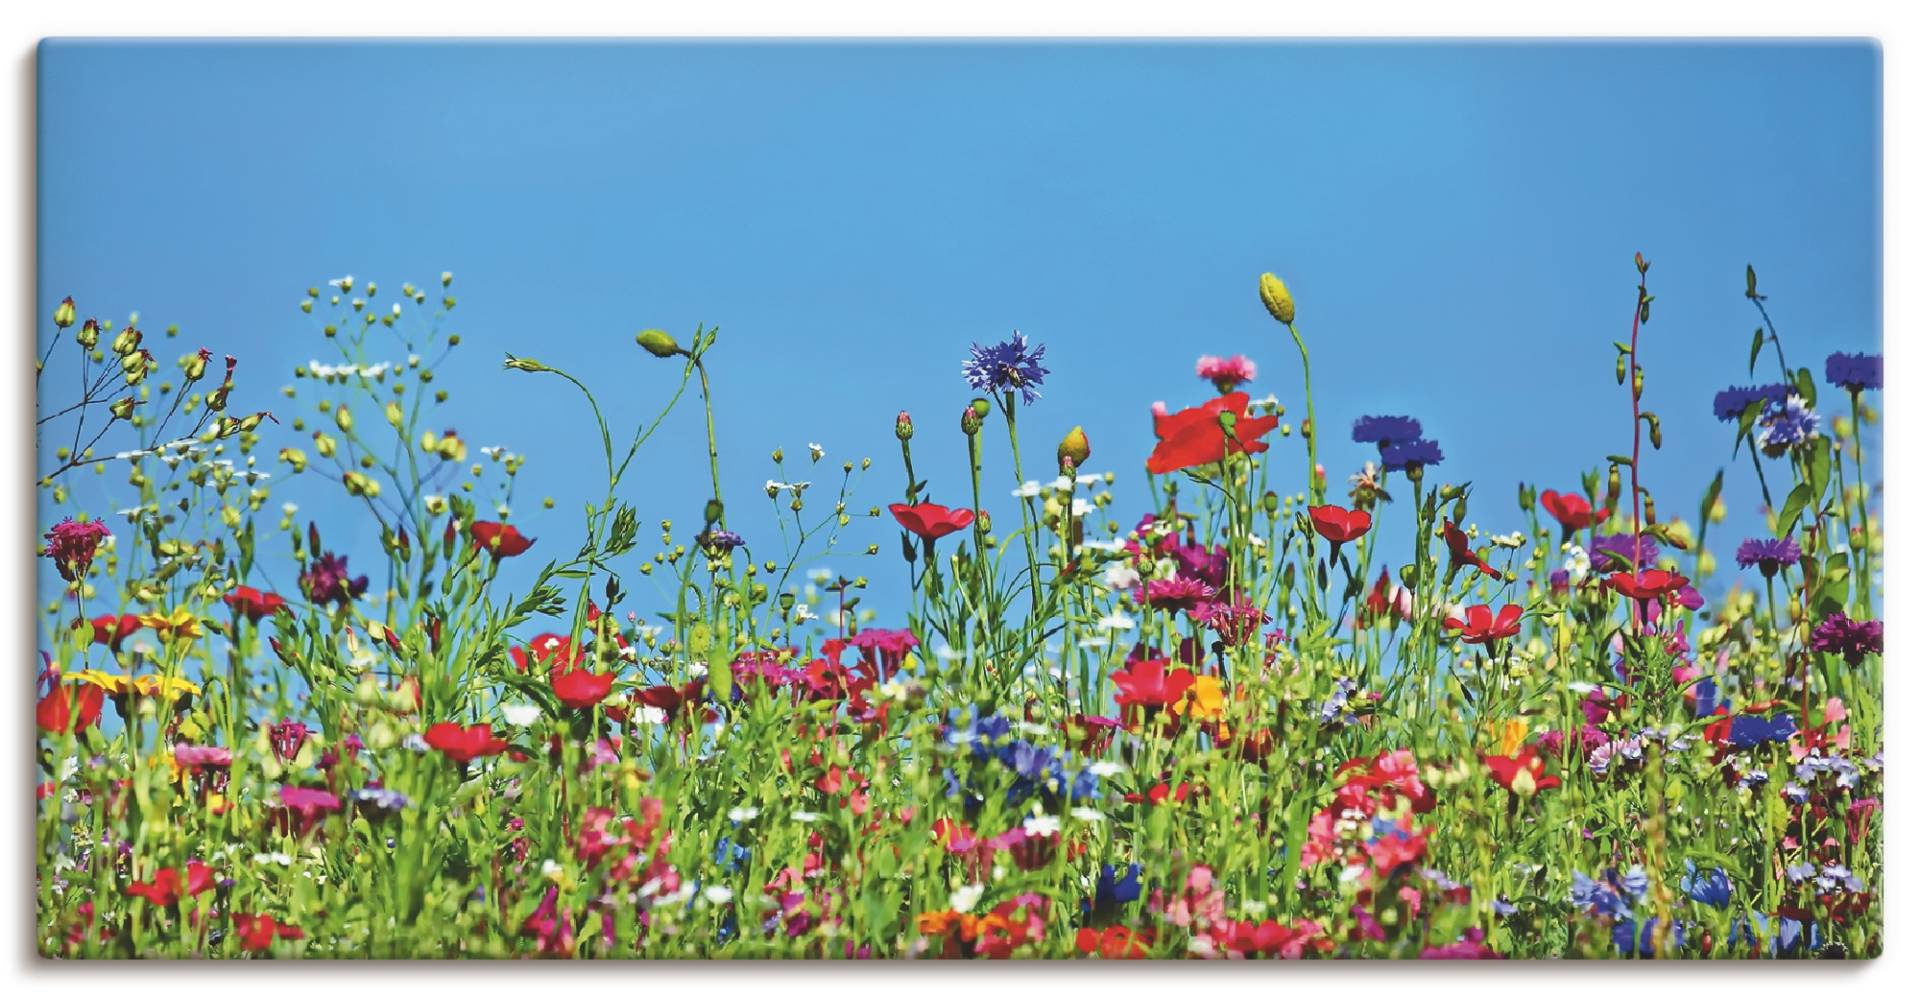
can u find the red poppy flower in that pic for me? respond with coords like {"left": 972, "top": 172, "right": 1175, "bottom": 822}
{"left": 889, "top": 502, "right": 976, "bottom": 541}
{"left": 231, "top": 913, "right": 305, "bottom": 951}
{"left": 470, "top": 521, "right": 536, "bottom": 559}
{"left": 74, "top": 613, "right": 143, "bottom": 650}
{"left": 37, "top": 682, "right": 105, "bottom": 734}
{"left": 1308, "top": 504, "right": 1373, "bottom": 545}
{"left": 1146, "top": 392, "right": 1281, "bottom": 475}
{"left": 1442, "top": 519, "right": 1501, "bottom": 579}
{"left": 551, "top": 668, "right": 616, "bottom": 710}
{"left": 224, "top": 585, "right": 288, "bottom": 623}
{"left": 125, "top": 860, "right": 216, "bottom": 906}
{"left": 1481, "top": 749, "right": 1560, "bottom": 795}
{"left": 424, "top": 722, "right": 509, "bottom": 764}
{"left": 1539, "top": 490, "right": 1609, "bottom": 536}
{"left": 1076, "top": 925, "right": 1155, "bottom": 959}
{"left": 1605, "top": 569, "right": 1690, "bottom": 602}
{"left": 1443, "top": 604, "right": 1523, "bottom": 645}
{"left": 1111, "top": 658, "right": 1196, "bottom": 728}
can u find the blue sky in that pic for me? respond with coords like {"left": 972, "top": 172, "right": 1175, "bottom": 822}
{"left": 38, "top": 41, "right": 1880, "bottom": 625}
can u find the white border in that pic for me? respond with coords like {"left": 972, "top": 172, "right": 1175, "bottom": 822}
{"left": 5, "top": 2, "right": 1911, "bottom": 992}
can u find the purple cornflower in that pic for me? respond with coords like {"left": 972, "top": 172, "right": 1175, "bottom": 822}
{"left": 1810, "top": 611, "right": 1883, "bottom": 665}
{"left": 1712, "top": 384, "right": 1791, "bottom": 422}
{"left": 698, "top": 528, "right": 746, "bottom": 554}
{"left": 352, "top": 786, "right": 411, "bottom": 814}
{"left": 300, "top": 551, "right": 369, "bottom": 609}
{"left": 1352, "top": 415, "right": 1423, "bottom": 447}
{"left": 1735, "top": 537, "right": 1801, "bottom": 578}
{"left": 962, "top": 331, "right": 1049, "bottom": 405}
{"left": 1760, "top": 396, "right": 1820, "bottom": 456}
{"left": 1380, "top": 438, "right": 1444, "bottom": 474}
{"left": 1591, "top": 532, "right": 1661, "bottom": 571}
{"left": 1825, "top": 351, "right": 1882, "bottom": 392}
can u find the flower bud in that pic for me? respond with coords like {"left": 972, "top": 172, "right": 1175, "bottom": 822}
{"left": 111, "top": 326, "right": 142, "bottom": 356}
{"left": 1259, "top": 272, "right": 1295, "bottom": 324}
{"left": 895, "top": 411, "right": 914, "bottom": 441}
{"left": 1057, "top": 426, "right": 1090, "bottom": 472}
{"left": 385, "top": 401, "right": 404, "bottom": 428}
{"left": 53, "top": 296, "right": 76, "bottom": 329}
{"left": 502, "top": 354, "right": 549, "bottom": 373}
{"left": 635, "top": 329, "right": 682, "bottom": 358}
{"left": 279, "top": 448, "right": 309, "bottom": 473}
{"left": 182, "top": 349, "right": 209, "bottom": 382}
{"left": 76, "top": 319, "right": 100, "bottom": 350}
{"left": 961, "top": 406, "right": 982, "bottom": 436}
{"left": 110, "top": 397, "right": 137, "bottom": 421}
{"left": 335, "top": 406, "right": 354, "bottom": 433}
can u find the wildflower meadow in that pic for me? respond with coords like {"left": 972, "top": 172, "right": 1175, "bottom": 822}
{"left": 34, "top": 259, "right": 1882, "bottom": 959}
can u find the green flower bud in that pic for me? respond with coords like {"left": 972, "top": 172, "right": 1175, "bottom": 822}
{"left": 1259, "top": 272, "right": 1295, "bottom": 324}
{"left": 635, "top": 329, "right": 682, "bottom": 358}
{"left": 53, "top": 296, "right": 76, "bottom": 329}
{"left": 1057, "top": 425, "right": 1090, "bottom": 472}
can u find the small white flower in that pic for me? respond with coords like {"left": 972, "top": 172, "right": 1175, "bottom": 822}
{"left": 282, "top": 503, "right": 299, "bottom": 516}
{"left": 1089, "top": 760, "right": 1127, "bottom": 778}
{"left": 1023, "top": 815, "right": 1062, "bottom": 836}
{"left": 808, "top": 442, "right": 824, "bottom": 461}
{"left": 1050, "top": 475, "right": 1076, "bottom": 493}
{"left": 1070, "top": 806, "right": 1106, "bottom": 823}
{"left": 688, "top": 662, "right": 709, "bottom": 679}
{"left": 791, "top": 810, "right": 822, "bottom": 823}
{"left": 631, "top": 706, "right": 669, "bottom": 725}
{"left": 501, "top": 702, "right": 542, "bottom": 727}
{"left": 1563, "top": 545, "right": 1591, "bottom": 583}
{"left": 727, "top": 805, "right": 760, "bottom": 822}
{"left": 1096, "top": 608, "right": 1137, "bottom": 631}
{"left": 950, "top": 882, "right": 986, "bottom": 914}
{"left": 1012, "top": 481, "right": 1043, "bottom": 499}
{"left": 328, "top": 275, "right": 354, "bottom": 291}
{"left": 1071, "top": 498, "right": 1094, "bottom": 517}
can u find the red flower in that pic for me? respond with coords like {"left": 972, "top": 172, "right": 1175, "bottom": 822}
{"left": 1443, "top": 604, "right": 1523, "bottom": 645}
{"left": 1146, "top": 392, "right": 1280, "bottom": 475}
{"left": 224, "top": 585, "right": 288, "bottom": 623}
{"left": 470, "top": 521, "right": 536, "bottom": 559}
{"left": 125, "top": 861, "right": 216, "bottom": 906}
{"left": 1481, "top": 749, "right": 1560, "bottom": 795}
{"left": 1539, "top": 489, "right": 1608, "bottom": 536}
{"left": 551, "top": 668, "right": 616, "bottom": 710}
{"left": 424, "top": 722, "right": 509, "bottom": 764}
{"left": 889, "top": 502, "right": 976, "bottom": 541}
{"left": 37, "top": 682, "right": 105, "bottom": 734}
{"left": 1111, "top": 658, "right": 1196, "bottom": 728}
{"left": 1308, "top": 504, "right": 1373, "bottom": 545}
{"left": 231, "top": 913, "right": 305, "bottom": 951}
{"left": 1442, "top": 519, "right": 1501, "bottom": 579}
{"left": 1076, "top": 925, "right": 1155, "bottom": 959}
{"left": 1605, "top": 569, "right": 1689, "bottom": 602}
{"left": 74, "top": 613, "right": 143, "bottom": 650}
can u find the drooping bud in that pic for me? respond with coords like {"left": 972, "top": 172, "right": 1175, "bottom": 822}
{"left": 1057, "top": 426, "right": 1090, "bottom": 473}
{"left": 635, "top": 329, "right": 682, "bottom": 358}
{"left": 1259, "top": 272, "right": 1295, "bottom": 324}
{"left": 76, "top": 318, "right": 99, "bottom": 350}
{"left": 109, "top": 397, "right": 137, "bottom": 421}
{"left": 895, "top": 411, "right": 914, "bottom": 441}
{"left": 704, "top": 498, "right": 725, "bottom": 527}
{"left": 53, "top": 297, "right": 76, "bottom": 329}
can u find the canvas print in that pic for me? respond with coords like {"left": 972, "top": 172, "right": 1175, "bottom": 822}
{"left": 34, "top": 41, "right": 1882, "bottom": 959}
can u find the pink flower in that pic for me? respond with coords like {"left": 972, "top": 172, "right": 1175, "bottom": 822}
{"left": 1142, "top": 576, "right": 1216, "bottom": 613}
{"left": 42, "top": 518, "right": 112, "bottom": 583}
{"left": 1195, "top": 354, "right": 1257, "bottom": 392}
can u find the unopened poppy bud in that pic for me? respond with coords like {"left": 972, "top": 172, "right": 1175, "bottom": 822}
{"left": 1605, "top": 466, "right": 1622, "bottom": 506}
{"left": 110, "top": 397, "right": 137, "bottom": 421}
{"left": 635, "top": 329, "right": 682, "bottom": 358}
{"left": 895, "top": 411, "right": 914, "bottom": 441}
{"left": 1262, "top": 491, "right": 1280, "bottom": 515}
{"left": 1057, "top": 426, "right": 1090, "bottom": 472}
{"left": 1259, "top": 272, "right": 1295, "bottom": 324}
{"left": 969, "top": 398, "right": 992, "bottom": 420}
{"left": 1439, "top": 484, "right": 1463, "bottom": 501}
{"left": 1614, "top": 354, "right": 1627, "bottom": 385}
{"left": 76, "top": 319, "right": 99, "bottom": 350}
{"left": 1217, "top": 410, "right": 1238, "bottom": 434}
{"left": 53, "top": 297, "right": 76, "bottom": 329}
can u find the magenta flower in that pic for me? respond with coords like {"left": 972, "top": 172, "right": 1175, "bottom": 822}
{"left": 300, "top": 552, "right": 369, "bottom": 609}
{"left": 42, "top": 518, "right": 112, "bottom": 582}
{"left": 1195, "top": 354, "right": 1257, "bottom": 392}
{"left": 1810, "top": 612, "right": 1882, "bottom": 666}
{"left": 1143, "top": 576, "right": 1216, "bottom": 614}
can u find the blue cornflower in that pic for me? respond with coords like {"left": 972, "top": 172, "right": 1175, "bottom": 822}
{"left": 962, "top": 331, "right": 1049, "bottom": 405}
{"left": 1612, "top": 917, "right": 1687, "bottom": 958}
{"left": 1760, "top": 396, "right": 1820, "bottom": 455}
{"left": 1571, "top": 871, "right": 1631, "bottom": 918}
{"left": 1094, "top": 863, "right": 1143, "bottom": 911}
{"left": 1682, "top": 861, "right": 1733, "bottom": 908}
{"left": 713, "top": 836, "right": 750, "bottom": 872}
{"left": 1736, "top": 536, "right": 1801, "bottom": 576}
{"left": 1825, "top": 351, "right": 1882, "bottom": 392}
{"left": 1712, "top": 383, "right": 1792, "bottom": 422}
{"left": 1725, "top": 712, "right": 1797, "bottom": 749}
{"left": 1692, "top": 676, "right": 1720, "bottom": 718}
{"left": 1380, "top": 437, "right": 1444, "bottom": 473}
{"left": 1352, "top": 415, "right": 1423, "bottom": 447}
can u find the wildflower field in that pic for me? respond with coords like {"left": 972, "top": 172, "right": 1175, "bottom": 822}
{"left": 34, "top": 260, "right": 1882, "bottom": 959}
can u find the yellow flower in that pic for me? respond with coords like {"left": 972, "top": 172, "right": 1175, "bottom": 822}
{"left": 1487, "top": 717, "right": 1529, "bottom": 758}
{"left": 1173, "top": 675, "right": 1227, "bottom": 722}
{"left": 132, "top": 675, "right": 202, "bottom": 702}
{"left": 139, "top": 607, "right": 204, "bottom": 642}
{"left": 67, "top": 670, "right": 132, "bottom": 694}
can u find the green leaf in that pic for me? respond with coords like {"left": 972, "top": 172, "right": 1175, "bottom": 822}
{"left": 1809, "top": 443, "right": 1832, "bottom": 503}
{"left": 1795, "top": 367, "right": 1817, "bottom": 408}
{"left": 1746, "top": 264, "right": 1758, "bottom": 299}
{"left": 1749, "top": 327, "right": 1766, "bottom": 376}
{"left": 1775, "top": 484, "right": 1811, "bottom": 538}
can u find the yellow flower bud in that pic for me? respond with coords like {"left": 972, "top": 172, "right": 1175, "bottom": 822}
{"left": 1259, "top": 272, "right": 1295, "bottom": 324}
